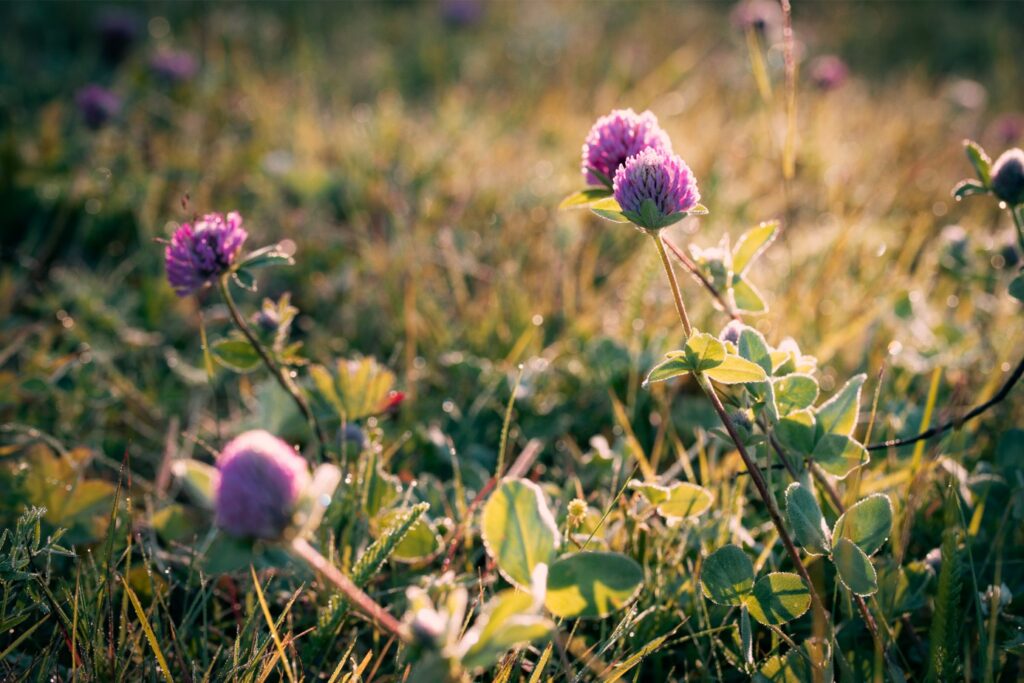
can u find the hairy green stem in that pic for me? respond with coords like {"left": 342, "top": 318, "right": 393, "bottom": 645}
{"left": 651, "top": 232, "right": 693, "bottom": 338}
{"left": 217, "top": 276, "right": 328, "bottom": 456}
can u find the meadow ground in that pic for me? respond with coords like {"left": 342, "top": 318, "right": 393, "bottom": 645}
{"left": 2, "top": 1, "right": 1024, "bottom": 681}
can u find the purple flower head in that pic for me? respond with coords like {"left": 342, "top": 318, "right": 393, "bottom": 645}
{"left": 730, "top": 0, "right": 782, "bottom": 36}
{"left": 809, "top": 55, "right": 849, "bottom": 91}
{"left": 150, "top": 50, "right": 199, "bottom": 84}
{"left": 165, "top": 211, "right": 248, "bottom": 297}
{"left": 96, "top": 9, "right": 142, "bottom": 64}
{"left": 581, "top": 109, "right": 672, "bottom": 188}
{"left": 989, "top": 114, "right": 1024, "bottom": 148}
{"left": 214, "top": 430, "right": 311, "bottom": 540}
{"left": 613, "top": 148, "right": 701, "bottom": 230}
{"left": 440, "top": 0, "right": 484, "bottom": 27}
{"left": 991, "top": 148, "right": 1024, "bottom": 206}
{"left": 76, "top": 85, "right": 121, "bottom": 130}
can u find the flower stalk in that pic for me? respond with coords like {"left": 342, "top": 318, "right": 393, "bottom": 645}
{"left": 218, "top": 276, "right": 328, "bottom": 456}
{"left": 291, "top": 537, "right": 409, "bottom": 643}
{"left": 651, "top": 237, "right": 828, "bottom": 628}
{"left": 651, "top": 232, "right": 693, "bottom": 338}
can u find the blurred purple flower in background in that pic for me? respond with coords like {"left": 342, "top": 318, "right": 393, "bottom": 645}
{"left": 96, "top": 9, "right": 142, "bottom": 64}
{"left": 150, "top": 50, "right": 199, "bottom": 84}
{"left": 581, "top": 109, "right": 672, "bottom": 188}
{"left": 989, "top": 114, "right": 1024, "bottom": 147}
{"left": 75, "top": 85, "right": 121, "bottom": 129}
{"left": 809, "top": 55, "right": 849, "bottom": 91}
{"left": 613, "top": 148, "right": 700, "bottom": 229}
{"left": 214, "top": 430, "right": 311, "bottom": 540}
{"left": 165, "top": 212, "right": 248, "bottom": 297}
{"left": 991, "top": 148, "right": 1024, "bottom": 206}
{"left": 730, "top": 0, "right": 782, "bottom": 37}
{"left": 440, "top": 0, "right": 484, "bottom": 27}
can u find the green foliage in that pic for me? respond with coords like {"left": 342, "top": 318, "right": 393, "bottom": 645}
{"left": 373, "top": 505, "right": 441, "bottom": 563}
{"left": 544, "top": 552, "right": 644, "bottom": 618}
{"left": 785, "top": 483, "right": 831, "bottom": 556}
{"left": 481, "top": 479, "right": 560, "bottom": 589}
{"left": 832, "top": 493, "right": 893, "bottom": 556}
{"left": 211, "top": 337, "right": 262, "bottom": 372}
{"left": 645, "top": 332, "right": 767, "bottom": 386}
{"left": 744, "top": 573, "right": 812, "bottom": 626}
{"left": 832, "top": 537, "right": 879, "bottom": 596}
{"left": 701, "top": 544, "right": 755, "bottom": 606}
{"left": 311, "top": 356, "right": 397, "bottom": 422}
{"left": 353, "top": 502, "right": 430, "bottom": 585}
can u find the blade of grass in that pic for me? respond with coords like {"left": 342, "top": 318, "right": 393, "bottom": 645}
{"left": 121, "top": 576, "right": 174, "bottom": 683}
{"left": 250, "top": 566, "right": 297, "bottom": 683}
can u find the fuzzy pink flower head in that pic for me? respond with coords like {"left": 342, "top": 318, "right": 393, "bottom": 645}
{"left": 214, "top": 430, "right": 311, "bottom": 540}
{"left": 613, "top": 148, "right": 700, "bottom": 230}
{"left": 581, "top": 109, "right": 672, "bottom": 187}
{"left": 165, "top": 211, "right": 248, "bottom": 297}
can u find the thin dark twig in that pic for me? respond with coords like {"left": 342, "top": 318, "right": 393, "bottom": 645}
{"left": 866, "top": 354, "right": 1024, "bottom": 451}
{"left": 666, "top": 222, "right": 1024, "bottom": 458}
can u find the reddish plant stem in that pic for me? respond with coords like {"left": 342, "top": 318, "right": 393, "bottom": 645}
{"left": 652, "top": 236, "right": 828, "bottom": 624}
{"left": 291, "top": 537, "right": 408, "bottom": 643}
{"left": 700, "top": 379, "right": 828, "bottom": 624}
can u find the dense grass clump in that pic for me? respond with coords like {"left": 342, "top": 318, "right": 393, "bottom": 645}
{"left": 1, "top": 1, "right": 1024, "bottom": 681}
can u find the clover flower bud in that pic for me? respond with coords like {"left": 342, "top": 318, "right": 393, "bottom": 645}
{"left": 566, "top": 498, "right": 587, "bottom": 529}
{"left": 76, "top": 85, "right": 121, "bottom": 130}
{"left": 214, "top": 430, "right": 311, "bottom": 540}
{"left": 581, "top": 109, "right": 672, "bottom": 188}
{"left": 729, "top": 410, "right": 753, "bottom": 435}
{"left": 254, "top": 307, "right": 281, "bottom": 333}
{"left": 613, "top": 149, "right": 701, "bottom": 230}
{"left": 165, "top": 212, "right": 248, "bottom": 297}
{"left": 991, "top": 148, "right": 1024, "bottom": 206}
